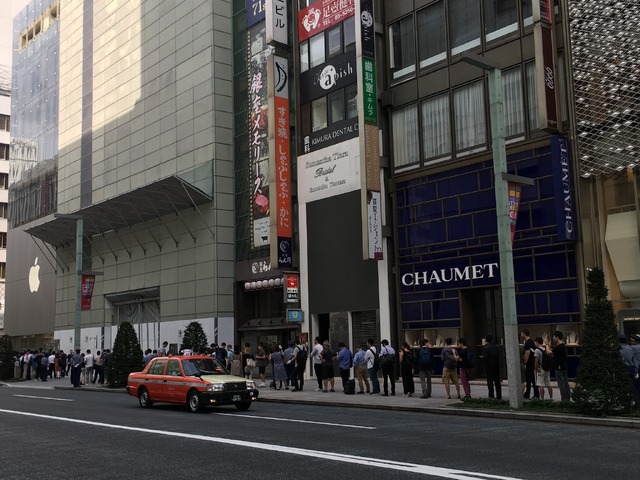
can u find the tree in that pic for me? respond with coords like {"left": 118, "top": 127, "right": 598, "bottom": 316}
{"left": 181, "top": 321, "right": 208, "bottom": 353}
{"left": 0, "top": 335, "right": 14, "bottom": 380}
{"left": 572, "top": 268, "right": 634, "bottom": 415}
{"left": 108, "top": 321, "right": 144, "bottom": 388}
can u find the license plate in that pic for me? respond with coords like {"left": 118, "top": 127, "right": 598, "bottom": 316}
{"left": 232, "top": 395, "right": 241, "bottom": 402}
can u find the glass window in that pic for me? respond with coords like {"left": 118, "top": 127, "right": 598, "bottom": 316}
{"left": 417, "top": 2, "right": 446, "bottom": 69}
{"left": 167, "top": 359, "right": 181, "bottom": 376}
{"left": 522, "top": 0, "right": 533, "bottom": 26}
{"left": 345, "top": 84, "right": 358, "bottom": 119}
{"left": 525, "top": 61, "right": 539, "bottom": 130}
{"left": 389, "top": 16, "right": 415, "bottom": 81}
{"left": 0, "top": 144, "right": 8, "bottom": 160}
{"left": 449, "top": 0, "right": 481, "bottom": 54}
{"left": 329, "top": 89, "right": 345, "bottom": 123}
{"left": 327, "top": 25, "right": 342, "bottom": 57}
{"left": 311, "top": 97, "right": 327, "bottom": 131}
{"left": 502, "top": 68, "right": 525, "bottom": 136}
{"left": 392, "top": 104, "right": 419, "bottom": 167}
{"left": 344, "top": 16, "right": 356, "bottom": 52}
{"left": 557, "top": 50, "right": 567, "bottom": 126}
{"left": 485, "top": 0, "right": 519, "bottom": 41}
{"left": 453, "top": 81, "right": 486, "bottom": 150}
{"left": 148, "top": 359, "right": 167, "bottom": 375}
{"left": 310, "top": 32, "right": 325, "bottom": 68}
{"left": 421, "top": 93, "right": 451, "bottom": 158}
{"left": 0, "top": 114, "right": 9, "bottom": 131}
{"left": 300, "top": 40, "right": 309, "bottom": 73}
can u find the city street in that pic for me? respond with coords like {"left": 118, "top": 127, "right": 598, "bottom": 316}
{"left": 1, "top": 383, "right": 639, "bottom": 479}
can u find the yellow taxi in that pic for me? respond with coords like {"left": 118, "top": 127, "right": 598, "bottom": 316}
{"left": 127, "top": 355, "right": 259, "bottom": 412}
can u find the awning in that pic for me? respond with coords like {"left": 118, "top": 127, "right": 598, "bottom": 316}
{"left": 104, "top": 287, "right": 160, "bottom": 306}
{"left": 25, "top": 175, "right": 212, "bottom": 248}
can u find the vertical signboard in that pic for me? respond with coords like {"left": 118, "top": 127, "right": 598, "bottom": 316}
{"left": 508, "top": 183, "right": 522, "bottom": 244}
{"left": 284, "top": 273, "right": 299, "bottom": 303}
{"left": 551, "top": 136, "right": 575, "bottom": 242}
{"left": 268, "top": 55, "right": 293, "bottom": 268}
{"left": 266, "top": 0, "right": 288, "bottom": 45}
{"left": 533, "top": 0, "right": 559, "bottom": 131}
{"left": 357, "top": 0, "right": 382, "bottom": 260}
{"left": 249, "top": 23, "right": 271, "bottom": 248}
{"left": 247, "top": 0, "right": 266, "bottom": 27}
{"left": 81, "top": 274, "right": 95, "bottom": 310}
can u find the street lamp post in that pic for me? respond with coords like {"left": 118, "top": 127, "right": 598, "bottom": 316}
{"left": 460, "top": 53, "right": 533, "bottom": 409}
{"left": 54, "top": 213, "right": 83, "bottom": 351}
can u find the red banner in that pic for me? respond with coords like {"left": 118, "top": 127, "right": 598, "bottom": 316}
{"left": 81, "top": 274, "right": 95, "bottom": 310}
{"left": 298, "top": 0, "right": 355, "bottom": 42}
{"left": 508, "top": 182, "right": 522, "bottom": 243}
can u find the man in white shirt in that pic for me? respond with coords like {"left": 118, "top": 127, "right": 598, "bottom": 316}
{"left": 310, "top": 336, "right": 324, "bottom": 391}
{"left": 84, "top": 350, "right": 94, "bottom": 386}
{"left": 379, "top": 339, "right": 396, "bottom": 396}
{"left": 364, "top": 338, "right": 380, "bottom": 395}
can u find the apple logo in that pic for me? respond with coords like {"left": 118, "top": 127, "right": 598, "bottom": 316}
{"left": 29, "top": 257, "right": 41, "bottom": 293}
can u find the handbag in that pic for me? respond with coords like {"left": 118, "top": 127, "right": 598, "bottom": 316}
{"left": 246, "top": 358, "right": 256, "bottom": 368}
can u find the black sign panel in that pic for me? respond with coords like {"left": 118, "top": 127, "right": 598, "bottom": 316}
{"left": 301, "top": 116, "right": 359, "bottom": 154}
{"left": 299, "top": 50, "right": 357, "bottom": 104}
{"left": 360, "top": 0, "right": 375, "bottom": 59}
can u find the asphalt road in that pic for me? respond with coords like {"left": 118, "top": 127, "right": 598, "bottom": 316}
{"left": 1, "top": 385, "right": 639, "bottom": 480}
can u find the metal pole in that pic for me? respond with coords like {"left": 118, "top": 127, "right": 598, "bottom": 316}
{"left": 74, "top": 218, "right": 83, "bottom": 351}
{"left": 487, "top": 68, "right": 523, "bottom": 409}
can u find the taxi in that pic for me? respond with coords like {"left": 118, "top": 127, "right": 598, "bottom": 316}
{"left": 126, "top": 355, "right": 259, "bottom": 412}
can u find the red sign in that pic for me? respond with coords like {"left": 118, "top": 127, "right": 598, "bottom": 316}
{"left": 275, "top": 96, "right": 291, "bottom": 239}
{"left": 285, "top": 274, "right": 299, "bottom": 303}
{"left": 508, "top": 182, "right": 522, "bottom": 244}
{"left": 298, "top": 0, "right": 355, "bottom": 42}
{"left": 81, "top": 274, "right": 95, "bottom": 311}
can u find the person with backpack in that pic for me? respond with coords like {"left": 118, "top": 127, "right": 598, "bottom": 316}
{"left": 399, "top": 342, "right": 415, "bottom": 397}
{"left": 365, "top": 338, "right": 381, "bottom": 395}
{"left": 457, "top": 338, "right": 473, "bottom": 399}
{"left": 413, "top": 338, "right": 433, "bottom": 399}
{"left": 521, "top": 329, "right": 538, "bottom": 399}
{"left": 441, "top": 338, "right": 461, "bottom": 399}
{"left": 534, "top": 337, "right": 553, "bottom": 400}
{"left": 289, "top": 340, "right": 308, "bottom": 392}
{"left": 379, "top": 339, "right": 396, "bottom": 396}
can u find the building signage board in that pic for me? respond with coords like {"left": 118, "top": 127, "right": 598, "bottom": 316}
{"left": 363, "top": 123, "right": 380, "bottom": 191}
{"left": 247, "top": 0, "right": 266, "bottom": 27}
{"left": 551, "top": 136, "right": 575, "bottom": 242}
{"left": 401, "top": 263, "right": 500, "bottom": 287}
{"left": 360, "top": 0, "right": 375, "bottom": 58}
{"left": 508, "top": 182, "right": 522, "bottom": 243}
{"left": 367, "top": 191, "right": 383, "bottom": 259}
{"left": 285, "top": 273, "right": 299, "bottom": 303}
{"left": 297, "top": 136, "right": 361, "bottom": 204}
{"left": 533, "top": 0, "right": 558, "bottom": 131}
{"left": 266, "top": 0, "right": 288, "bottom": 45}
{"left": 362, "top": 57, "right": 377, "bottom": 124}
{"left": 248, "top": 24, "right": 271, "bottom": 248}
{"left": 302, "top": 116, "right": 358, "bottom": 154}
{"left": 287, "top": 309, "right": 304, "bottom": 323}
{"left": 268, "top": 55, "right": 293, "bottom": 269}
{"left": 299, "top": 50, "right": 357, "bottom": 103}
{"left": 298, "top": 0, "right": 355, "bottom": 42}
{"left": 81, "top": 274, "right": 95, "bottom": 310}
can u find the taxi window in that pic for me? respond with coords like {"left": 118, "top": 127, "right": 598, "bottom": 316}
{"left": 148, "top": 359, "right": 167, "bottom": 375}
{"left": 166, "top": 359, "right": 181, "bottom": 376}
{"left": 182, "top": 358, "right": 224, "bottom": 376}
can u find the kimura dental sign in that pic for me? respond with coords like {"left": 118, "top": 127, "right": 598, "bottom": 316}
{"left": 401, "top": 263, "right": 499, "bottom": 286}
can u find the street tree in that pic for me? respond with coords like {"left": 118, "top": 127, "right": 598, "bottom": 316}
{"left": 572, "top": 267, "right": 634, "bottom": 415}
{"left": 181, "top": 321, "right": 208, "bottom": 353}
{"left": 0, "top": 335, "right": 14, "bottom": 380}
{"left": 108, "top": 321, "right": 144, "bottom": 388}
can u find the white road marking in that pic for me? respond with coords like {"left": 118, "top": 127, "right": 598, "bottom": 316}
{"left": 12, "top": 394, "right": 74, "bottom": 402}
{"left": 212, "top": 412, "right": 375, "bottom": 429}
{"left": 0, "top": 409, "right": 522, "bottom": 480}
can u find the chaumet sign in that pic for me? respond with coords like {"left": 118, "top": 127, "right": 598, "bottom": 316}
{"left": 401, "top": 263, "right": 499, "bottom": 286}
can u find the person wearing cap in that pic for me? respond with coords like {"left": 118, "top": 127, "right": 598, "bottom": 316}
{"left": 619, "top": 333, "right": 640, "bottom": 403}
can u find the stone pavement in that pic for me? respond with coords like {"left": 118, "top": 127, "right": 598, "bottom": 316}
{"left": 3, "top": 375, "right": 639, "bottom": 430}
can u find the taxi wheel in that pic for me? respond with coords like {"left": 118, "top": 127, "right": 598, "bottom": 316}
{"left": 235, "top": 401, "right": 252, "bottom": 411}
{"left": 138, "top": 388, "right": 153, "bottom": 408}
{"left": 187, "top": 390, "right": 201, "bottom": 413}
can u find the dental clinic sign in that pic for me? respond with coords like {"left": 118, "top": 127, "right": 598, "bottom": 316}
{"left": 402, "top": 263, "right": 499, "bottom": 286}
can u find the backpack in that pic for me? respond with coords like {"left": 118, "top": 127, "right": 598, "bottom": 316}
{"left": 539, "top": 348, "right": 553, "bottom": 372}
{"left": 369, "top": 349, "right": 380, "bottom": 371}
{"left": 417, "top": 347, "right": 432, "bottom": 369}
{"left": 296, "top": 347, "right": 308, "bottom": 364}
{"left": 402, "top": 350, "right": 415, "bottom": 366}
{"left": 465, "top": 350, "right": 477, "bottom": 369}
{"left": 443, "top": 348, "right": 457, "bottom": 369}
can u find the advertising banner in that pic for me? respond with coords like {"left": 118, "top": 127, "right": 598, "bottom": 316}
{"left": 533, "top": 0, "right": 558, "bottom": 131}
{"left": 285, "top": 273, "right": 299, "bottom": 303}
{"left": 551, "top": 136, "right": 575, "bottom": 242}
{"left": 80, "top": 274, "right": 95, "bottom": 311}
{"left": 298, "top": 0, "right": 355, "bottom": 42}
{"left": 247, "top": 0, "right": 266, "bottom": 27}
{"left": 266, "top": 0, "right": 288, "bottom": 45}
{"left": 360, "top": 0, "right": 375, "bottom": 58}
{"left": 508, "top": 182, "right": 522, "bottom": 243}
{"left": 299, "top": 50, "right": 357, "bottom": 103}
{"left": 249, "top": 24, "right": 271, "bottom": 248}
{"left": 298, "top": 136, "right": 361, "bottom": 204}
{"left": 367, "top": 191, "right": 383, "bottom": 259}
{"left": 362, "top": 57, "right": 377, "bottom": 124}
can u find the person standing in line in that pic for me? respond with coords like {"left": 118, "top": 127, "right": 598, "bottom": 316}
{"left": 269, "top": 345, "right": 288, "bottom": 390}
{"left": 352, "top": 344, "right": 369, "bottom": 394}
{"left": 336, "top": 342, "right": 352, "bottom": 392}
{"left": 320, "top": 340, "right": 336, "bottom": 392}
{"left": 158, "top": 341, "right": 168, "bottom": 356}
{"left": 101, "top": 350, "right": 111, "bottom": 384}
{"left": 22, "top": 350, "right": 32, "bottom": 380}
{"left": 399, "top": 342, "right": 415, "bottom": 397}
{"left": 59, "top": 350, "right": 67, "bottom": 378}
{"left": 548, "top": 331, "right": 571, "bottom": 401}
{"left": 482, "top": 335, "right": 502, "bottom": 400}
{"left": 230, "top": 346, "right": 242, "bottom": 376}
{"left": 441, "top": 338, "right": 461, "bottom": 400}
{"left": 413, "top": 338, "right": 433, "bottom": 398}
{"left": 93, "top": 351, "right": 102, "bottom": 383}
{"left": 66, "top": 349, "right": 74, "bottom": 377}
{"left": 520, "top": 329, "right": 538, "bottom": 399}
{"left": 290, "top": 340, "right": 307, "bottom": 392}
{"left": 379, "top": 339, "right": 396, "bottom": 396}
{"left": 255, "top": 342, "right": 268, "bottom": 387}
{"left": 533, "top": 337, "right": 553, "bottom": 400}
{"left": 283, "top": 341, "right": 295, "bottom": 389}
{"left": 310, "top": 336, "right": 324, "bottom": 391}
{"left": 84, "top": 350, "right": 94, "bottom": 386}
{"left": 630, "top": 334, "right": 640, "bottom": 402}
{"left": 365, "top": 338, "right": 380, "bottom": 395}
{"left": 618, "top": 333, "right": 640, "bottom": 403}
{"left": 457, "top": 339, "right": 472, "bottom": 399}
{"left": 47, "top": 351, "right": 55, "bottom": 379}
{"left": 70, "top": 348, "right": 83, "bottom": 387}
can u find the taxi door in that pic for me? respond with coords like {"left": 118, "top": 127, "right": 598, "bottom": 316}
{"left": 164, "top": 358, "right": 184, "bottom": 402}
{"left": 146, "top": 358, "right": 168, "bottom": 402}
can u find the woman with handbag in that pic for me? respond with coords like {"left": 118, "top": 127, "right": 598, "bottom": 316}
{"left": 242, "top": 345, "right": 255, "bottom": 379}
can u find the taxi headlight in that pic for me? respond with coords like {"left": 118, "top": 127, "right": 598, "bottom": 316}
{"left": 246, "top": 381, "right": 257, "bottom": 390}
{"left": 206, "top": 383, "right": 225, "bottom": 392}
